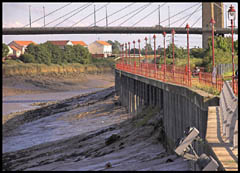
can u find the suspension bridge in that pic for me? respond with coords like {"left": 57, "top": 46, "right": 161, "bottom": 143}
{"left": 2, "top": 2, "right": 238, "bottom": 48}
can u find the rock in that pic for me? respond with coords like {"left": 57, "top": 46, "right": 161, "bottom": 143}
{"left": 105, "top": 134, "right": 120, "bottom": 146}
{"left": 105, "top": 162, "right": 112, "bottom": 168}
{"left": 166, "top": 158, "right": 173, "bottom": 163}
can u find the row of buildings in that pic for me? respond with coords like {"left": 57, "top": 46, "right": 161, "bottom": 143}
{"left": 6, "top": 40, "right": 112, "bottom": 58}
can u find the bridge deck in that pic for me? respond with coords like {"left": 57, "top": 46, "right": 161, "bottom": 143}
{"left": 206, "top": 106, "right": 238, "bottom": 171}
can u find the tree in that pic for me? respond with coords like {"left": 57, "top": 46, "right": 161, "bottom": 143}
{"left": 2, "top": 43, "right": 9, "bottom": 58}
{"left": 20, "top": 53, "right": 35, "bottom": 63}
{"left": 107, "top": 40, "right": 121, "bottom": 54}
{"left": 43, "top": 42, "right": 64, "bottom": 64}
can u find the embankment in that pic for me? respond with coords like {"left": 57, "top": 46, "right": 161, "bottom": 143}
{"left": 2, "top": 63, "right": 115, "bottom": 97}
{"left": 2, "top": 63, "right": 113, "bottom": 77}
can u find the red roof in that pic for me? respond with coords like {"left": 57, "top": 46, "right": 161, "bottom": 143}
{"left": 9, "top": 45, "right": 21, "bottom": 51}
{"left": 47, "top": 40, "right": 71, "bottom": 46}
{"left": 71, "top": 41, "right": 87, "bottom": 46}
{"left": 96, "top": 40, "right": 111, "bottom": 46}
{"left": 13, "top": 41, "right": 36, "bottom": 46}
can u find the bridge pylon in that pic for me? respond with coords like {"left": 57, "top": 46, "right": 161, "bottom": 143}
{"left": 202, "top": 2, "right": 224, "bottom": 49}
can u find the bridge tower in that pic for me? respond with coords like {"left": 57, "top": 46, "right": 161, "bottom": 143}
{"left": 202, "top": 2, "right": 224, "bottom": 49}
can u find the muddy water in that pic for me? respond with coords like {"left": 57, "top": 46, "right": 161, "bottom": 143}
{"left": 2, "top": 88, "right": 130, "bottom": 153}
{"left": 2, "top": 88, "right": 102, "bottom": 116}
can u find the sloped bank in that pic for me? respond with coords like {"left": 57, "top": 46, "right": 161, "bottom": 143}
{"left": 3, "top": 63, "right": 113, "bottom": 77}
{"left": 2, "top": 87, "right": 190, "bottom": 171}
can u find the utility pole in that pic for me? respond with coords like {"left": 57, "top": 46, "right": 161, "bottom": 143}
{"left": 29, "top": 5, "right": 32, "bottom": 28}
{"left": 168, "top": 6, "right": 170, "bottom": 27}
{"left": 94, "top": 5, "right": 96, "bottom": 27}
{"left": 43, "top": 6, "right": 45, "bottom": 27}
{"left": 106, "top": 6, "right": 108, "bottom": 27}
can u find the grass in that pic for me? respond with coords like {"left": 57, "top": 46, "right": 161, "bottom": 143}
{"left": 222, "top": 71, "right": 234, "bottom": 81}
{"left": 134, "top": 106, "right": 160, "bottom": 128}
{"left": 2, "top": 59, "right": 115, "bottom": 77}
{"left": 192, "top": 82, "right": 220, "bottom": 96}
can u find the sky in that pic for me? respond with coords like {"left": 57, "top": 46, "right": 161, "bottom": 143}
{"left": 2, "top": 2, "right": 238, "bottom": 49}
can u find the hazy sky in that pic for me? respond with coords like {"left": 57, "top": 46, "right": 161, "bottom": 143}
{"left": 2, "top": 2, "right": 238, "bottom": 48}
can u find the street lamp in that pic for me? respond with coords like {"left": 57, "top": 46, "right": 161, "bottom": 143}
{"left": 172, "top": 29, "right": 176, "bottom": 77}
{"left": 153, "top": 34, "right": 156, "bottom": 66}
{"left": 210, "top": 18, "right": 216, "bottom": 71}
{"left": 138, "top": 39, "right": 141, "bottom": 73}
{"left": 125, "top": 43, "right": 128, "bottom": 65}
{"left": 128, "top": 42, "right": 131, "bottom": 65}
{"left": 185, "top": 23, "right": 191, "bottom": 86}
{"left": 228, "top": 5, "right": 236, "bottom": 92}
{"left": 145, "top": 37, "right": 148, "bottom": 76}
{"left": 163, "top": 32, "right": 166, "bottom": 81}
{"left": 121, "top": 44, "right": 124, "bottom": 65}
{"left": 133, "top": 40, "right": 136, "bottom": 68}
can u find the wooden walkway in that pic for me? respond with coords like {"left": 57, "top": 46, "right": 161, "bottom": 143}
{"left": 206, "top": 106, "right": 238, "bottom": 171}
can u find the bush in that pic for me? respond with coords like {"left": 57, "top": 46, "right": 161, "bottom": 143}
{"left": 20, "top": 53, "right": 35, "bottom": 63}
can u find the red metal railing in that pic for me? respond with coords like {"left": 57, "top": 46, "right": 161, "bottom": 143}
{"left": 116, "top": 59, "right": 226, "bottom": 94}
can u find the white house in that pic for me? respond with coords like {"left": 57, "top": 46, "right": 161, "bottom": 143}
{"left": 8, "top": 40, "right": 37, "bottom": 57}
{"left": 88, "top": 40, "right": 112, "bottom": 58}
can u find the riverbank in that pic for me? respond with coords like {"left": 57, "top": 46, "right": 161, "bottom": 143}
{"left": 2, "top": 87, "right": 190, "bottom": 171}
{"left": 3, "top": 72, "right": 114, "bottom": 97}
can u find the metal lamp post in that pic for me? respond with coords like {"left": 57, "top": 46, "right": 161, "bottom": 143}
{"left": 228, "top": 5, "right": 236, "bottom": 92}
{"left": 145, "top": 37, "right": 148, "bottom": 76}
{"left": 185, "top": 23, "right": 191, "bottom": 86}
{"left": 153, "top": 34, "right": 157, "bottom": 67}
{"left": 210, "top": 18, "right": 216, "bottom": 71}
{"left": 163, "top": 32, "right": 166, "bottom": 81}
{"left": 133, "top": 40, "right": 136, "bottom": 69}
{"left": 121, "top": 44, "right": 124, "bottom": 65}
{"left": 125, "top": 43, "right": 128, "bottom": 65}
{"left": 172, "top": 29, "right": 176, "bottom": 77}
{"left": 128, "top": 42, "right": 131, "bottom": 66}
{"left": 138, "top": 39, "right": 141, "bottom": 74}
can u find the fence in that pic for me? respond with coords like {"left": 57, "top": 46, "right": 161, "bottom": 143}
{"left": 116, "top": 60, "right": 224, "bottom": 92}
{"left": 216, "top": 64, "right": 237, "bottom": 75}
{"left": 219, "top": 81, "right": 238, "bottom": 149}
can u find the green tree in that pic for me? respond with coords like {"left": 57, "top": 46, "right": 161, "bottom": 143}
{"left": 43, "top": 42, "right": 64, "bottom": 64}
{"left": 2, "top": 43, "right": 9, "bottom": 58}
{"left": 20, "top": 53, "right": 35, "bottom": 63}
{"left": 107, "top": 40, "right": 121, "bottom": 54}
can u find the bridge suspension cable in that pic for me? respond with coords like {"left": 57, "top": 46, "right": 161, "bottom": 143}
{"left": 71, "top": 3, "right": 110, "bottom": 27}
{"left": 24, "top": 3, "right": 72, "bottom": 27}
{"left": 44, "top": 3, "right": 91, "bottom": 27}
{"left": 132, "top": 3, "right": 166, "bottom": 26}
{"left": 191, "top": 16, "right": 202, "bottom": 27}
{"left": 158, "top": 3, "right": 200, "bottom": 27}
{"left": 54, "top": 3, "right": 93, "bottom": 27}
{"left": 88, "top": 3, "right": 135, "bottom": 27}
{"left": 118, "top": 3, "right": 153, "bottom": 26}
{"left": 108, "top": 3, "right": 152, "bottom": 26}
{"left": 169, "top": 7, "right": 202, "bottom": 27}
{"left": 179, "top": 4, "right": 202, "bottom": 27}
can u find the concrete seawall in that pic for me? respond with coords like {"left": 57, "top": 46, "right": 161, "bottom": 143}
{"left": 115, "top": 69, "right": 220, "bottom": 162}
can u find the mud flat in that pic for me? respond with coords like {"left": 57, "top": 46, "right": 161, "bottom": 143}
{"left": 2, "top": 73, "right": 114, "bottom": 97}
{"left": 2, "top": 87, "right": 190, "bottom": 171}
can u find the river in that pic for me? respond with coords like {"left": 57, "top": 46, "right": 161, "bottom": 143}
{"left": 2, "top": 88, "right": 102, "bottom": 116}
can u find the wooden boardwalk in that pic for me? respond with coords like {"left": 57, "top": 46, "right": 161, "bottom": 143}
{"left": 206, "top": 106, "right": 238, "bottom": 171}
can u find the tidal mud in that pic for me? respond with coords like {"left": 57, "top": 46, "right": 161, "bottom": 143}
{"left": 2, "top": 87, "right": 190, "bottom": 171}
